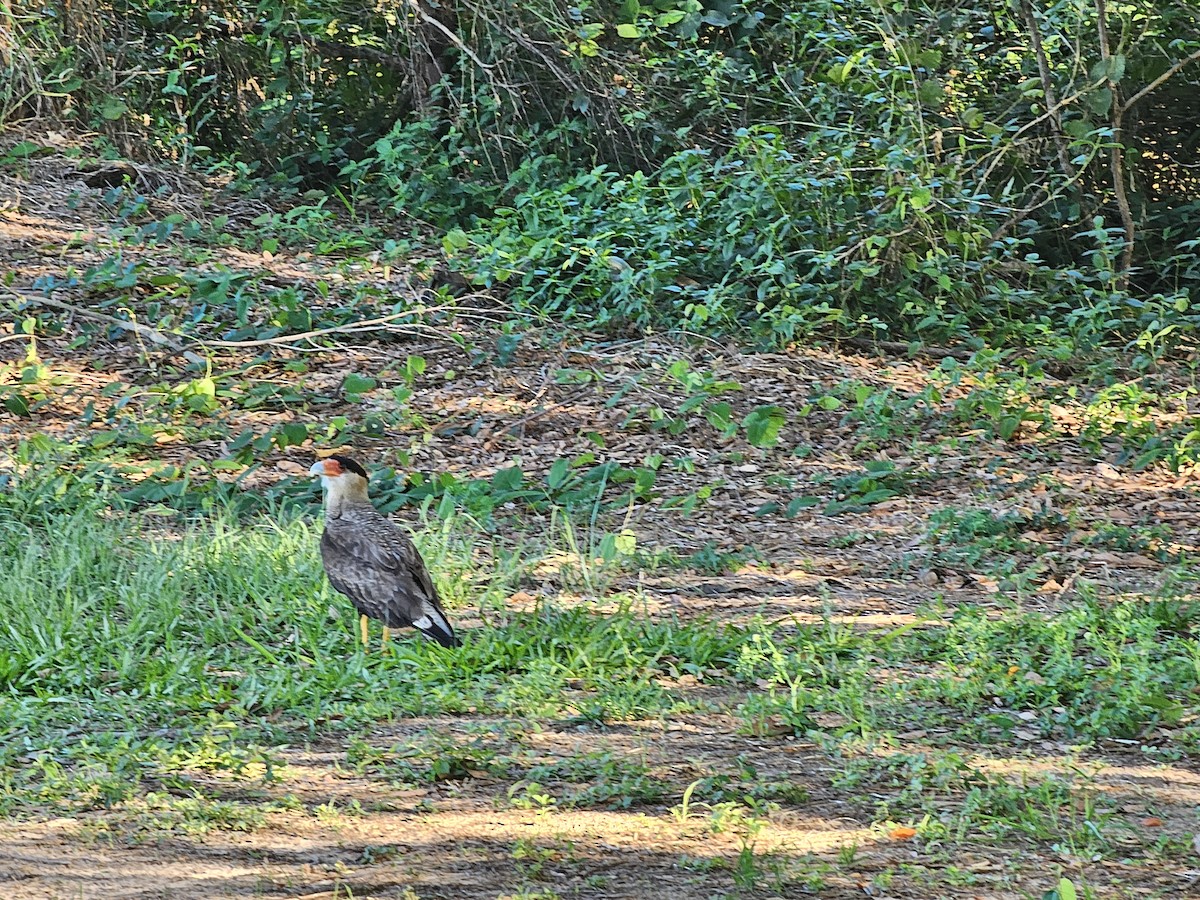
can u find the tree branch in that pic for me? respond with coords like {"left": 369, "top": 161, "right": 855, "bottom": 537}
{"left": 406, "top": 0, "right": 495, "bottom": 72}
{"left": 1122, "top": 47, "right": 1200, "bottom": 114}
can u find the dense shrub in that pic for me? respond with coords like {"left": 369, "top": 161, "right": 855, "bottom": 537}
{"left": 5, "top": 0, "right": 1200, "bottom": 348}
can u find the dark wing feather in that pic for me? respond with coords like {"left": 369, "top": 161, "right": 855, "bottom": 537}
{"left": 320, "top": 506, "right": 459, "bottom": 647}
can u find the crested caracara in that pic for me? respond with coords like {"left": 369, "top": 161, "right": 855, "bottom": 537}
{"left": 309, "top": 455, "right": 460, "bottom": 649}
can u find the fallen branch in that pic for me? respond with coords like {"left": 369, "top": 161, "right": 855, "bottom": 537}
{"left": 844, "top": 336, "right": 974, "bottom": 361}
{"left": 195, "top": 310, "right": 449, "bottom": 350}
{"left": 5, "top": 289, "right": 207, "bottom": 364}
{"left": 6, "top": 288, "right": 516, "bottom": 357}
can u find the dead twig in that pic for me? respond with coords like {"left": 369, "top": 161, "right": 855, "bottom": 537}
{"left": 196, "top": 310, "right": 452, "bottom": 350}
{"left": 483, "top": 387, "right": 591, "bottom": 450}
{"left": 407, "top": 0, "right": 495, "bottom": 73}
{"left": 1122, "top": 47, "right": 1200, "bottom": 115}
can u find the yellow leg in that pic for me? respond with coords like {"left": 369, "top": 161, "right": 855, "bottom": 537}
{"left": 360, "top": 614, "right": 370, "bottom": 650}
{"left": 382, "top": 626, "right": 391, "bottom": 648}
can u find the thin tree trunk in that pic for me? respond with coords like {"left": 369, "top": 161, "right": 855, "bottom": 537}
{"left": 1020, "top": 0, "right": 1076, "bottom": 180}
{"left": 1096, "top": 0, "right": 1135, "bottom": 289}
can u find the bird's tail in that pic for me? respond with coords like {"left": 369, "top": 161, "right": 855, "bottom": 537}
{"left": 412, "top": 604, "right": 460, "bottom": 648}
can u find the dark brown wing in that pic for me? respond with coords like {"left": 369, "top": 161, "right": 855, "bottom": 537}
{"left": 320, "top": 507, "right": 458, "bottom": 647}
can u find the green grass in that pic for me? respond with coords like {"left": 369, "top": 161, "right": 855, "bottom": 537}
{"left": 0, "top": 458, "right": 747, "bottom": 815}
{"left": 1, "top": 451, "right": 1198, "bottom": 900}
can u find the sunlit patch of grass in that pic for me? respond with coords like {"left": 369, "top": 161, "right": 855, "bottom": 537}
{"left": 834, "top": 746, "right": 1110, "bottom": 847}
{"left": 110, "top": 792, "right": 272, "bottom": 839}
{"left": 0, "top": 459, "right": 744, "bottom": 814}
{"left": 515, "top": 749, "right": 670, "bottom": 809}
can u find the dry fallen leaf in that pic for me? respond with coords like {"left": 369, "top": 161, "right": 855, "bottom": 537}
{"left": 970, "top": 574, "right": 1000, "bottom": 593}
{"left": 889, "top": 826, "right": 917, "bottom": 841}
{"left": 1142, "top": 817, "right": 1165, "bottom": 827}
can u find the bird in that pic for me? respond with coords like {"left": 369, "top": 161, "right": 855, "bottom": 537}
{"left": 309, "top": 454, "right": 460, "bottom": 649}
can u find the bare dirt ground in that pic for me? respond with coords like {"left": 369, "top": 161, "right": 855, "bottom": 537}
{"left": 2, "top": 131, "right": 1199, "bottom": 899}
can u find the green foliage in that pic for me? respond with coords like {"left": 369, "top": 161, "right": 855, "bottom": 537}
{"left": 820, "top": 461, "right": 922, "bottom": 515}
{"left": 7, "top": 0, "right": 1200, "bottom": 346}
{"left": 1045, "top": 879, "right": 1079, "bottom": 900}
{"left": 902, "top": 597, "right": 1196, "bottom": 741}
{"left": 518, "top": 751, "right": 669, "bottom": 809}
{"left": 835, "top": 749, "right": 1102, "bottom": 846}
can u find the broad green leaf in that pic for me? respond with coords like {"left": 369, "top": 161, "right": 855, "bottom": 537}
{"left": 442, "top": 229, "right": 470, "bottom": 252}
{"left": 918, "top": 79, "right": 943, "bottom": 105}
{"left": 614, "top": 529, "right": 637, "bottom": 555}
{"left": 2, "top": 140, "right": 41, "bottom": 160}
{"left": 743, "top": 405, "right": 786, "bottom": 448}
{"left": 3, "top": 392, "right": 30, "bottom": 416}
{"left": 495, "top": 333, "right": 522, "bottom": 367}
{"left": 491, "top": 466, "right": 524, "bottom": 493}
{"left": 786, "top": 496, "right": 819, "bottom": 516}
{"left": 404, "top": 355, "right": 427, "bottom": 380}
{"left": 1086, "top": 86, "right": 1113, "bottom": 116}
{"left": 705, "top": 401, "right": 733, "bottom": 431}
{"left": 617, "top": 23, "right": 640, "bottom": 38}
{"left": 547, "top": 458, "right": 571, "bottom": 490}
{"left": 100, "top": 97, "right": 128, "bottom": 121}
{"left": 279, "top": 423, "right": 308, "bottom": 447}
{"left": 1089, "top": 55, "right": 1125, "bottom": 84}
{"left": 342, "top": 374, "right": 377, "bottom": 396}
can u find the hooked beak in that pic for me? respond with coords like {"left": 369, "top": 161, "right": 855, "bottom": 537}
{"left": 308, "top": 460, "right": 327, "bottom": 477}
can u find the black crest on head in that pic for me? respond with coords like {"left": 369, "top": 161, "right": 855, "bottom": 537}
{"left": 330, "top": 455, "right": 369, "bottom": 479}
